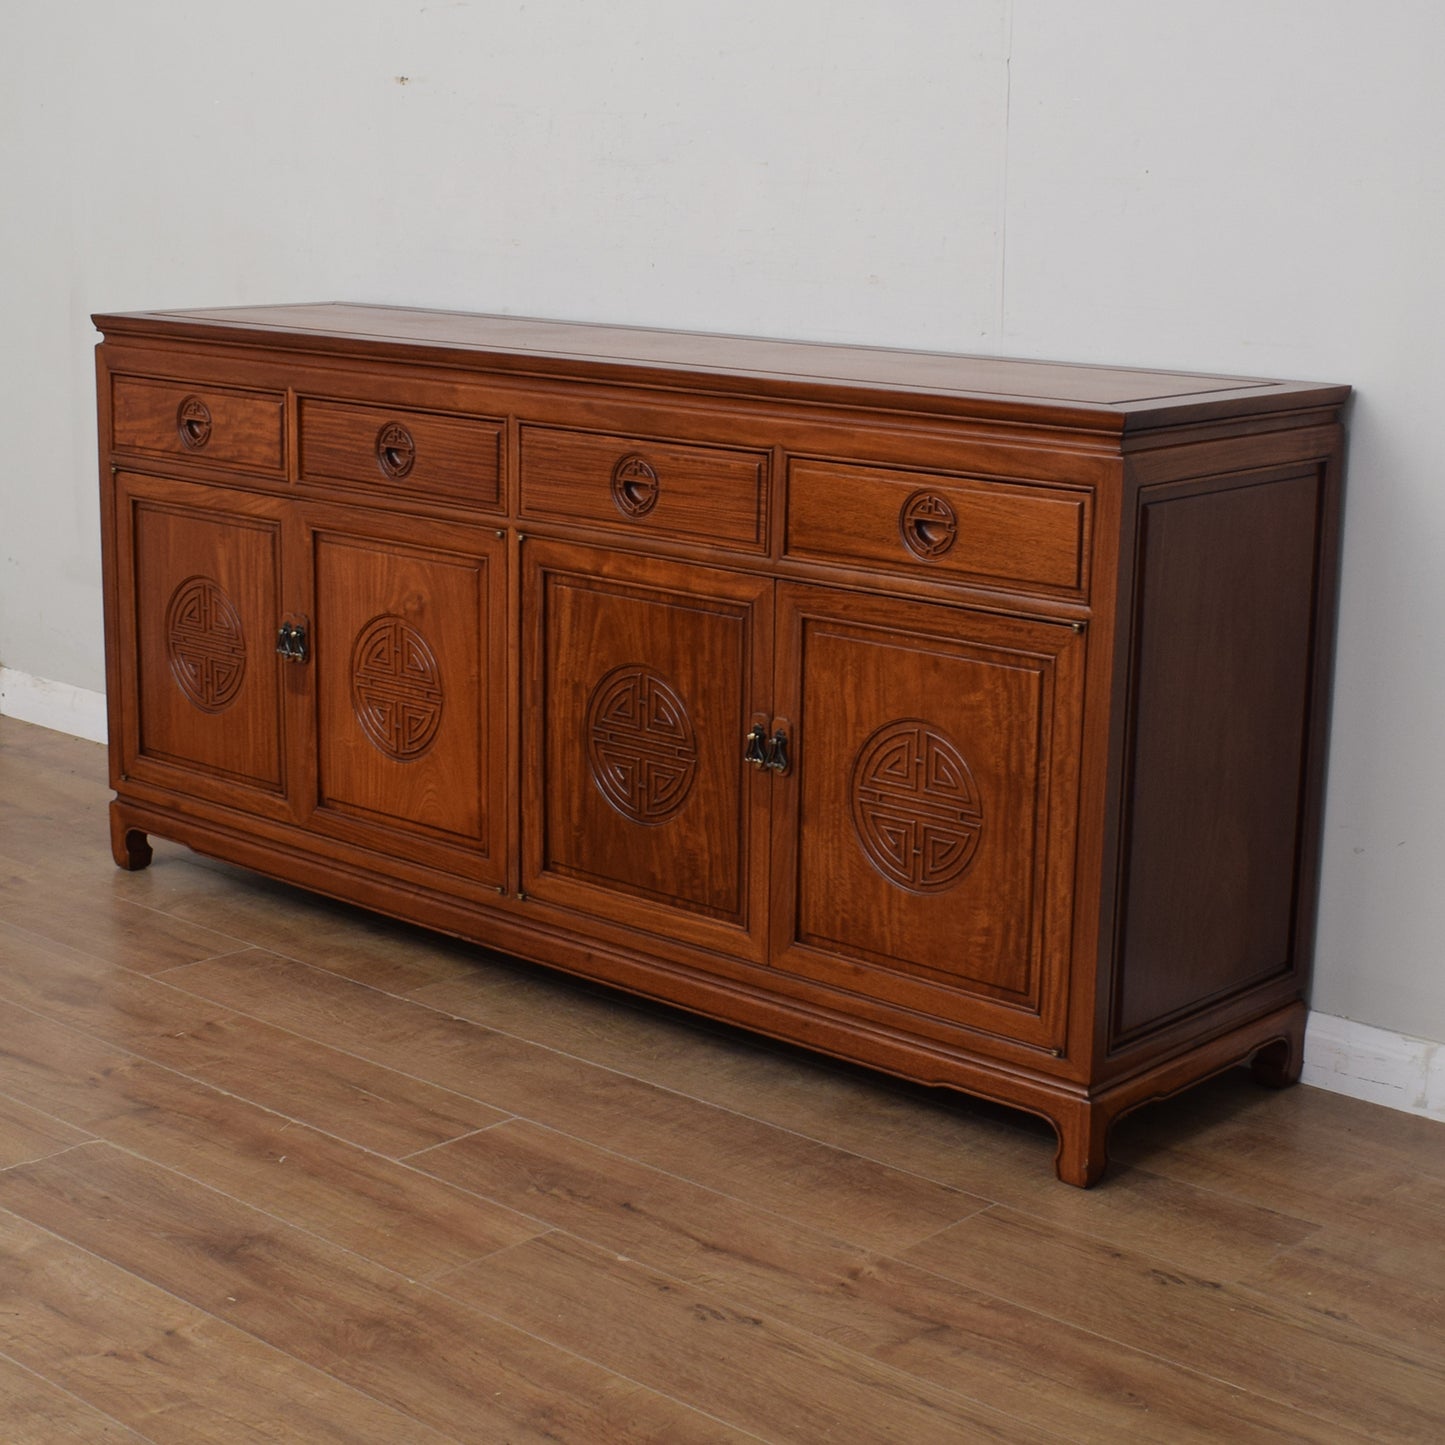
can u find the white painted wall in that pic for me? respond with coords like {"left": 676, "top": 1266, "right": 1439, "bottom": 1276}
{"left": 4, "top": 1, "right": 1443, "bottom": 1053}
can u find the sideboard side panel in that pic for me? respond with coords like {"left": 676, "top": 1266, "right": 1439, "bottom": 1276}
{"left": 1110, "top": 468, "right": 1326, "bottom": 1044}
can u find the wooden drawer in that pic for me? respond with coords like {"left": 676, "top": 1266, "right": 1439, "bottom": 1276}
{"left": 111, "top": 375, "right": 284, "bottom": 475}
{"left": 299, "top": 399, "right": 503, "bottom": 509}
{"left": 519, "top": 426, "right": 768, "bottom": 550}
{"left": 785, "top": 459, "right": 1088, "bottom": 595}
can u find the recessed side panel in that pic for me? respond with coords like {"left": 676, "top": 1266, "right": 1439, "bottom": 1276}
{"left": 1112, "top": 471, "right": 1322, "bottom": 1043}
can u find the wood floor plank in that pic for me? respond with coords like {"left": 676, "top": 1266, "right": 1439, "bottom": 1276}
{"left": 0, "top": 1091, "right": 93, "bottom": 1168}
{"left": 1116, "top": 1065, "right": 1445, "bottom": 1176}
{"left": 414, "top": 1118, "right": 1361, "bottom": 1444}
{"left": 0, "top": 1353, "right": 151, "bottom": 1444}
{"left": 434, "top": 1230, "right": 1059, "bottom": 1445}
{"left": 1235, "top": 1177, "right": 1445, "bottom": 1355}
{"left": 0, "top": 924, "right": 509, "bottom": 1157}
{"left": 903, "top": 1207, "right": 1445, "bottom": 1442}
{"left": 7, "top": 718, "right": 1444, "bottom": 1442}
{"left": 126, "top": 863, "right": 483, "bottom": 995}
{"left": 0, "top": 873, "right": 245, "bottom": 974}
{"left": 0, "top": 1003, "right": 542, "bottom": 1280}
{"left": 0, "top": 1144, "right": 754, "bottom": 1444}
{"left": 412, "top": 966, "right": 1324, "bottom": 1279}
{"left": 164, "top": 949, "right": 986, "bottom": 1253}
{"left": 0, "top": 1201, "right": 456, "bottom": 1444}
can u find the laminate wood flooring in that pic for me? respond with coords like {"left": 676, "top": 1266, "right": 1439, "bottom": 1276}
{"left": 1, "top": 716, "right": 1442, "bottom": 1442}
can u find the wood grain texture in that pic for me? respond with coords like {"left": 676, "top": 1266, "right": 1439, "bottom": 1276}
{"left": 111, "top": 374, "right": 284, "bottom": 475}
{"left": 785, "top": 458, "right": 1087, "bottom": 594}
{"left": 93, "top": 305, "right": 1351, "bottom": 1185}
{"left": 0, "top": 998, "right": 534, "bottom": 1282}
{"left": 95, "top": 302, "right": 1349, "bottom": 431}
{"left": 162, "top": 949, "right": 987, "bottom": 1254}
{"left": 0, "top": 1355, "right": 149, "bottom": 1444}
{"left": 904, "top": 1208, "right": 1445, "bottom": 1442}
{"left": 0, "top": 1093, "right": 93, "bottom": 1169}
{"left": 407, "top": 964, "right": 1325, "bottom": 1279}
{"left": 0, "top": 921, "right": 506, "bottom": 1153}
{"left": 0, "top": 873, "right": 242, "bottom": 974}
{"left": 3, "top": 718, "right": 1443, "bottom": 1442}
{"left": 415, "top": 1119, "right": 1349, "bottom": 1443}
{"left": 0, "top": 1145, "right": 749, "bottom": 1443}
{"left": 0, "top": 1202, "right": 451, "bottom": 1443}
{"left": 1113, "top": 472, "right": 1322, "bottom": 1039}
{"left": 434, "top": 1230, "right": 1059, "bottom": 1444}
{"left": 299, "top": 397, "right": 502, "bottom": 508}
{"left": 520, "top": 424, "right": 767, "bottom": 548}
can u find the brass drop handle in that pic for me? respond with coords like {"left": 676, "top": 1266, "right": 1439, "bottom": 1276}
{"left": 763, "top": 723, "right": 790, "bottom": 775}
{"left": 743, "top": 723, "right": 768, "bottom": 769}
{"left": 275, "top": 619, "right": 309, "bottom": 663}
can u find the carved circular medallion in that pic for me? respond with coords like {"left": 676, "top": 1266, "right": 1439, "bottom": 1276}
{"left": 350, "top": 616, "right": 443, "bottom": 761}
{"left": 899, "top": 490, "right": 958, "bottom": 560}
{"left": 375, "top": 421, "right": 416, "bottom": 479}
{"left": 586, "top": 665, "right": 697, "bottom": 824}
{"left": 610, "top": 454, "right": 660, "bottom": 518}
{"left": 166, "top": 576, "right": 246, "bottom": 712}
{"left": 176, "top": 396, "right": 213, "bottom": 450}
{"left": 851, "top": 720, "right": 983, "bottom": 893}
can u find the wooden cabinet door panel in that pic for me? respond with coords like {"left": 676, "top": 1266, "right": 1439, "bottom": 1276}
{"left": 117, "top": 473, "right": 290, "bottom": 814}
{"left": 306, "top": 514, "right": 505, "bottom": 885}
{"left": 771, "top": 585, "right": 1084, "bottom": 1051}
{"left": 522, "top": 541, "right": 771, "bottom": 959}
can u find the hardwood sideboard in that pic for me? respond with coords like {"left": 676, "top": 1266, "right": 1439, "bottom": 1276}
{"left": 94, "top": 303, "right": 1349, "bottom": 1184}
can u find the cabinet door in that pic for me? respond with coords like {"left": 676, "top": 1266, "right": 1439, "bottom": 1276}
{"left": 771, "top": 585, "right": 1085, "bottom": 1052}
{"left": 114, "top": 472, "right": 292, "bottom": 816}
{"left": 522, "top": 540, "right": 772, "bottom": 959}
{"left": 302, "top": 509, "right": 506, "bottom": 887}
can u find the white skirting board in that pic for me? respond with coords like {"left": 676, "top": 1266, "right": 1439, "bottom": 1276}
{"left": 1302, "top": 1012, "right": 1445, "bottom": 1122}
{"left": 0, "top": 666, "right": 108, "bottom": 744}
{"left": 2, "top": 667, "right": 1442, "bottom": 1124}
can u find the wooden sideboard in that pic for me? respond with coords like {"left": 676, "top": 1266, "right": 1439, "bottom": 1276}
{"left": 94, "top": 303, "right": 1349, "bottom": 1184}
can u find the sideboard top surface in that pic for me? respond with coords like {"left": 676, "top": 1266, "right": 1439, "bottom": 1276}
{"left": 93, "top": 302, "right": 1349, "bottom": 432}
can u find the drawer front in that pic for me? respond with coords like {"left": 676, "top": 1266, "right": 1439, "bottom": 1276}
{"left": 299, "top": 400, "right": 503, "bottom": 509}
{"left": 786, "top": 459, "right": 1088, "bottom": 596}
{"left": 111, "top": 376, "right": 285, "bottom": 475}
{"left": 520, "top": 426, "right": 767, "bottom": 550}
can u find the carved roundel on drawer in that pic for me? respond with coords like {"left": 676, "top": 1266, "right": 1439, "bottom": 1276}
{"left": 176, "top": 396, "right": 213, "bottom": 450}
{"left": 166, "top": 576, "right": 246, "bottom": 713}
{"left": 610, "top": 454, "right": 661, "bottom": 518}
{"left": 851, "top": 720, "right": 983, "bottom": 893}
{"left": 375, "top": 422, "right": 417, "bottom": 480}
{"left": 899, "top": 491, "right": 958, "bottom": 560}
{"left": 586, "top": 665, "right": 698, "bottom": 824}
{"left": 351, "top": 616, "right": 444, "bottom": 761}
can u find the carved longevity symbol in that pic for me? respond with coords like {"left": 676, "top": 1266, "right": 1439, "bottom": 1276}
{"left": 586, "top": 665, "right": 698, "bottom": 823}
{"left": 851, "top": 720, "right": 983, "bottom": 893}
{"left": 176, "top": 396, "right": 213, "bottom": 450}
{"left": 899, "top": 490, "right": 958, "bottom": 559}
{"left": 610, "top": 454, "right": 661, "bottom": 517}
{"left": 350, "top": 616, "right": 444, "bottom": 761}
{"left": 166, "top": 576, "right": 246, "bottom": 712}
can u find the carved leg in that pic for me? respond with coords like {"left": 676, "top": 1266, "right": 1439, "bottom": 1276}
{"left": 109, "top": 805, "right": 153, "bottom": 871}
{"left": 1250, "top": 1025, "right": 1305, "bottom": 1089}
{"left": 1052, "top": 1098, "right": 1113, "bottom": 1188}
